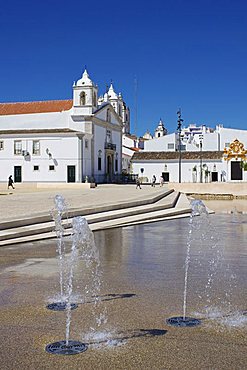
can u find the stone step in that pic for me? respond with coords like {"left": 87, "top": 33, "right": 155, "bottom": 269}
{"left": 0, "top": 191, "right": 179, "bottom": 242}
{"left": 0, "top": 188, "right": 174, "bottom": 230}
{"left": 0, "top": 203, "right": 191, "bottom": 246}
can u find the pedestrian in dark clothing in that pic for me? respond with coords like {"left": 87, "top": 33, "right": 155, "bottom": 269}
{"left": 136, "top": 177, "right": 142, "bottom": 189}
{"left": 151, "top": 175, "right": 156, "bottom": 187}
{"left": 8, "top": 175, "right": 15, "bottom": 189}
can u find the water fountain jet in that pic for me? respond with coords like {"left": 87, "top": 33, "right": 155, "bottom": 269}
{"left": 46, "top": 195, "right": 78, "bottom": 311}
{"left": 166, "top": 200, "right": 205, "bottom": 327}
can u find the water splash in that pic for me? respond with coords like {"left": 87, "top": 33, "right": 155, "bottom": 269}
{"left": 64, "top": 216, "right": 107, "bottom": 343}
{"left": 188, "top": 199, "right": 239, "bottom": 321}
{"left": 51, "top": 195, "right": 68, "bottom": 299}
{"left": 65, "top": 217, "right": 80, "bottom": 345}
{"left": 183, "top": 199, "right": 208, "bottom": 319}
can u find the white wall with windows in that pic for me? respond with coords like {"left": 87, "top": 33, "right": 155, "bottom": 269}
{"left": 131, "top": 158, "right": 236, "bottom": 183}
{"left": 144, "top": 133, "right": 177, "bottom": 151}
{"left": 0, "top": 134, "right": 82, "bottom": 183}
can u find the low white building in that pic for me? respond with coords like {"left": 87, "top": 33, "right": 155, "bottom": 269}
{"left": 132, "top": 123, "right": 247, "bottom": 183}
{"left": 0, "top": 69, "right": 127, "bottom": 184}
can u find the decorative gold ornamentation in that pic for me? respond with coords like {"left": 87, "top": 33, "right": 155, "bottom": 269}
{"left": 223, "top": 138, "right": 247, "bottom": 161}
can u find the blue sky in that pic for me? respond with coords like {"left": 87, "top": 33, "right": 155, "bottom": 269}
{"left": 1, "top": 0, "right": 247, "bottom": 136}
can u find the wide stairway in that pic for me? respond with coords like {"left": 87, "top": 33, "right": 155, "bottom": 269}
{"left": 0, "top": 189, "right": 191, "bottom": 246}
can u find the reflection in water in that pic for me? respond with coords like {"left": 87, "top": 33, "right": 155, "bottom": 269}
{"left": 94, "top": 214, "right": 246, "bottom": 329}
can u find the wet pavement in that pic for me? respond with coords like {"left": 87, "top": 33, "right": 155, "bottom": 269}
{"left": 0, "top": 214, "right": 246, "bottom": 369}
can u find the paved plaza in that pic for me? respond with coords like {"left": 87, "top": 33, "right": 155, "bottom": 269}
{"left": 0, "top": 184, "right": 169, "bottom": 223}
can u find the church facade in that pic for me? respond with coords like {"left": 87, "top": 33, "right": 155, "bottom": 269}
{"left": 0, "top": 69, "right": 130, "bottom": 184}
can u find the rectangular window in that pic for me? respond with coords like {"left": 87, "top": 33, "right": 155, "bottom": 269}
{"left": 178, "top": 144, "right": 186, "bottom": 151}
{"left": 0, "top": 141, "right": 4, "bottom": 150}
{"left": 49, "top": 165, "right": 55, "bottom": 171}
{"left": 106, "top": 129, "right": 111, "bottom": 143}
{"left": 14, "top": 140, "right": 22, "bottom": 155}
{"left": 85, "top": 139, "right": 88, "bottom": 149}
{"left": 115, "top": 159, "right": 118, "bottom": 172}
{"left": 167, "top": 143, "right": 174, "bottom": 150}
{"left": 98, "top": 157, "right": 102, "bottom": 171}
{"left": 33, "top": 140, "right": 40, "bottom": 155}
{"left": 33, "top": 165, "right": 39, "bottom": 171}
{"left": 225, "top": 142, "right": 230, "bottom": 148}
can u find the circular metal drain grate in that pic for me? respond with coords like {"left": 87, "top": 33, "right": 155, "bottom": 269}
{"left": 166, "top": 316, "right": 201, "bottom": 327}
{"left": 46, "top": 302, "right": 78, "bottom": 311}
{"left": 46, "top": 340, "right": 87, "bottom": 355}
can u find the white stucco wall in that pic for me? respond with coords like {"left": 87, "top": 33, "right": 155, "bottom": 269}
{"left": 144, "top": 133, "right": 176, "bottom": 151}
{"left": 0, "top": 110, "right": 71, "bottom": 130}
{"left": 131, "top": 158, "right": 247, "bottom": 183}
{"left": 0, "top": 134, "right": 81, "bottom": 183}
{"left": 219, "top": 128, "right": 247, "bottom": 150}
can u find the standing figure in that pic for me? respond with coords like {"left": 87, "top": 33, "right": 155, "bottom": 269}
{"left": 8, "top": 175, "right": 15, "bottom": 189}
{"left": 151, "top": 175, "right": 156, "bottom": 187}
{"left": 159, "top": 176, "right": 164, "bottom": 187}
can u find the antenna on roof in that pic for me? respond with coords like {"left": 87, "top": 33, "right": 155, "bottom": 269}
{"left": 134, "top": 75, "right": 138, "bottom": 136}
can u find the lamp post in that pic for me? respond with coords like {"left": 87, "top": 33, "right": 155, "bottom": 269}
{"left": 177, "top": 109, "right": 184, "bottom": 183}
{"left": 199, "top": 134, "right": 203, "bottom": 183}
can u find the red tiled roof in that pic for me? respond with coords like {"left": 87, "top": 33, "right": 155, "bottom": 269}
{"left": 0, "top": 100, "right": 73, "bottom": 116}
{"left": 123, "top": 145, "right": 140, "bottom": 152}
{"left": 132, "top": 151, "right": 224, "bottom": 160}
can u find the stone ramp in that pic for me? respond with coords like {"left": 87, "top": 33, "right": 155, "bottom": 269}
{"left": 0, "top": 190, "right": 191, "bottom": 246}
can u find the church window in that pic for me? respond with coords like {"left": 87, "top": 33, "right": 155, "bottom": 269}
{"left": 106, "top": 108, "right": 111, "bottom": 122}
{"left": 98, "top": 150, "right": 102, "bottom": 171}
{"left": 158, "top": 133, "right": 161, "bottom": 137}
{"left": 32, "top": 140, "right": 40, "bottom": 155}
{"left": 0, "top": 141, "right": 4, "bottom": 150}
{"left": 118, "top": 105, "right": 121, "bottom": 116}
{"left": 93, "top": 92, "right": 97, "bottom": 107}
{"left": 80, "top": 92, "right": 86, "bottom": 106}
{"left": 106, "top": 129, "right": 111, "bottom": 143}
{"left": 85, "top": 139, "right": 88, "bottom": 149}
{"left": 14, "top": 140, "right": 22, "bottom": 155}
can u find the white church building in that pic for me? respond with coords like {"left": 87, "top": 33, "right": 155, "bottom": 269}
{"left": 0, "top": 69, "right": 130, "bottom": 184}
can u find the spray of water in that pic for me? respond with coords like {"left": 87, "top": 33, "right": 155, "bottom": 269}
{"left": 182, "top": 200, "right": 208, "bottom": 319}
{"left": 51, "top": 195, "right": 68, "bottom": 299}
{"left": 64, "top": 216, "right": 107, "bottom": 344}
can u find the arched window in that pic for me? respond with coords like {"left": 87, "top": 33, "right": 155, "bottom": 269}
{"left": 80, "top": 92, "right": 86, "bottom": 106}
{"left": 158, "top": 133, "right": 161, "bottom": 137}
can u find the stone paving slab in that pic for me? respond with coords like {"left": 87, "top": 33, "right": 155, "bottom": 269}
{"left": 0, "top": 184, "right": 169, "bottom": 223}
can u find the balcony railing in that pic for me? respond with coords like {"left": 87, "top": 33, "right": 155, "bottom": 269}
{"left": 104, "top": 142, "right": 116, "bottom": 151}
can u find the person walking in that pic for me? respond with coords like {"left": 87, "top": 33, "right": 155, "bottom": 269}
{"left": 136, "top": 176, "right": 142, "bottom": 189}
{"left": 159, "top": 175, "right": 164, "bottom": 187}
{"left": 8, "top": 175, "right": 15, "bottom": 189}
{"left": 151, "top": 175, "right": 156, "bottom": 187}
